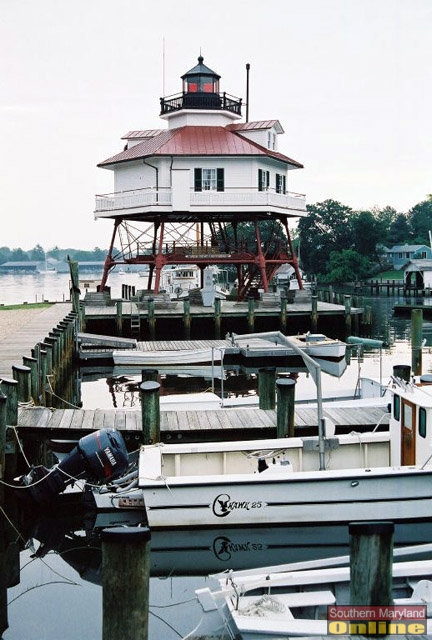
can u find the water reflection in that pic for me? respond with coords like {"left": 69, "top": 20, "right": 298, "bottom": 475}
{"left": 2, "top": 491, "right": 432, "bottom": 640}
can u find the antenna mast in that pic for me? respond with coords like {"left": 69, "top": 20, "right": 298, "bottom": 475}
{"left": 246, "top": 63, "right": 250, "bottom": 122}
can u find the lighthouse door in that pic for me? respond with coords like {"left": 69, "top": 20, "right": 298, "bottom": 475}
{"left": 401, "top": 399, "right": 416, "bottom": 466}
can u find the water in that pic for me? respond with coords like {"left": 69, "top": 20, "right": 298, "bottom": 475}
{"left": 2, "top": 274, "right": 432, "bottom": 639}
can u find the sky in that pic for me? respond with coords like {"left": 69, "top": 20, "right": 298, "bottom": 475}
{"left": 0, "top": 0, "right": 430, "bottom": 251}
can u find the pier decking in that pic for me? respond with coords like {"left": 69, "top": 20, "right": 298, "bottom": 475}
{"left": 0, "top": 303, "right": 72, "bottom": 378}
{"left": 16, "top": 403, "right": 389, "bottom": 443}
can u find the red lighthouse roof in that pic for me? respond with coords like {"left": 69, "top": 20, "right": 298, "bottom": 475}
{"left": 98, "top": 125, "right": 303, "bottom": 168}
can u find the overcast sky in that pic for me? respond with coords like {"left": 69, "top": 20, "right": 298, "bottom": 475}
{"left": 1, "top": 0, "right": 430, "bottom": 250}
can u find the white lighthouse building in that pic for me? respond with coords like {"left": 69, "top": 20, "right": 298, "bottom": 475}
{"left": 95, "top": 56, "right": 307, "bottom": 298}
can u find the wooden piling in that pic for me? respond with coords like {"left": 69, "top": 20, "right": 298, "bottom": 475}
{"left": 280, "top": 294, "right": 287, "bottom": 333}
{"left": 214, "top": 297, "right": 221, "bottom": 339}
{"left": 147, "top": 298, "right": 155, "bottom": 341}
{"left": 344, "top": 294, "right": 352, "bottom": 335}
{"left": 276, "top": 377, "right": 296, "bottom": 438}
{"left": 311, "top": 295, "right": 318, "bottom": 332}
{"left": 183, "top": 299, "right": 191, "bottom": 339}
{"left": 0, "top": 378, "right": 18, "bottom": 427}
{"left": 411, "top": 308, "right": 423, "bottom": 375}
{"left": 22, "top": 356, "right": 38, "bottom": 403}
{"left": 0, "top": 394, "right": 6, "bottom": 479}
{"left": 12, "top": 365, "right": 31, "bottom": 404}
{"left": 258, "top": 367, "right": 276, "bottom": 410}
{"left": 101, "top": 526, "right": 151, "bottom": 640}
{"left": 349, "top": 521, "right": 394, "bottom": 609}
{"left": 141, "top": 369, "right": 159, "bottom": 383}
{"left": 140, "top": 381, "right": 160, "bottom": 444}
{"left": 116, "top": 300, "right": 123, "bottom": 336}
{"left": 247, "top": 296, "right": 255, "bottom": 333}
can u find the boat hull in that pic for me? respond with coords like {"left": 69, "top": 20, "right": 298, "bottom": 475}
{"left": 112, "top": 348, "right": 223, "bottom": 366}
{"left": 102, "top": 465, "right": 432, "bottom": 529}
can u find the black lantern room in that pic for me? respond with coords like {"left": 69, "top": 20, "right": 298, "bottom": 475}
{"left": 182, "top": 56, "right": 221, "bottom": 109}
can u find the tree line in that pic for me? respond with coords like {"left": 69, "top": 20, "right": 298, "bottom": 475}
{"left": 0, "top": 245, "right": 108, "bottom": 265}
{"left": 296, "top": 197, "right": 432, "bottom": 283}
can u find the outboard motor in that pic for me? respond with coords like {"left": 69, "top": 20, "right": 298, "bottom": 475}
{"left": 18, "top": 429, "right": 129, "bottom": 505}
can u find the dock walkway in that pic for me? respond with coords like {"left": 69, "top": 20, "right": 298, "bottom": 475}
{"left": 0, "top": 303, "right": 72, "bottom": 378}
{"left": 17, "top": 404, "right": 389, "bottom": 443}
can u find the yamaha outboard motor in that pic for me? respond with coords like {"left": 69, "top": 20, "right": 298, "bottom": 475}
{"left": 18, "top": 429, "right": 129, "bottom": 505}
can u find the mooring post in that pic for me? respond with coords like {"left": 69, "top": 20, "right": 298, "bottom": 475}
{"left": 349, "top": 521, "right": 394, "bottom": 608}
{"left": 101, "top": 526, "right": 151, "bottom": 640}
{"left": 247, "top": 295, "right": 255, "bottom": 333}
{"left": 258, "top": 367, "right": 276, "bottom": 410}
{"left": 39, "top": 349, "right": 48, "bottom": 406}
{"left": 214, "top": 297, "right": 221, "bottom": 339}
{"left": 147, "top": 297, "right": 155, "bottom": 341}
{"left": 279, "top": 293, "right": 287, "bottom": 333}
{"left": 0, "top": 470, "right": 8, "bottom": 636}
{"left": 140, "top": 381, "right": 160, "bottom": 444}
{"left": 276, "top": 377, "right": 296, "bottom": 438}
{"left": 141, "top": 369, "right": 159, "bottom": 383}
{"left": 183, "top": 299, "right": 191, "bottom": 339}
{"left": 44, "top": 336, "right": 59, "bottom": 371}
{"left": 22, "top": 356, "right": 38, "bottom": 404}
{"left": 0, "top": 394, "right": 6, "bottom": 479}
{"left": 344, "top": 294, "right": 352, "bottom": 335}
{"left": 311, "top": 295, "right": 318, "bottom": 332}
{"left": 12, "top": 365, "right": 31, "bottom": 404}
{"left": 0, "top": 378, "right": 18, "bottom": 480}
{"left": 411, "top": 308, "right": 423, "bottom": 376}
{"left": 115, "top": 300, "right": 123, "bottom": 336}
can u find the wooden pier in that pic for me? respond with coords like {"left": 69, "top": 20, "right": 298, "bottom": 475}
{"left": 16, "top": 403, "right": 389, "bottom": 445}
{"left": 0, "top": 303, "right": 72, "bottom": 378}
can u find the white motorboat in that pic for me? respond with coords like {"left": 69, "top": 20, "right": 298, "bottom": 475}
{"left": 232, "top": 331, "right": 346, "bottom": 360}
{"left": 185, "top": 547, "right": 432, "bottom": 639}
{"left": 89, "top": 369, "right": 432, "bottom": 529}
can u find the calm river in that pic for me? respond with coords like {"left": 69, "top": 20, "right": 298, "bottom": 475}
{"left": 2, "top": 273, "right": 432, "bottom": 639}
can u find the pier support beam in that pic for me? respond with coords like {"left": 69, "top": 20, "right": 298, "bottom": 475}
{"left": 258, "top": 367, "right": 276, "bottom": 410}
{"left": 140, "top": 381, "right": 160, "bottom": 444}
{"left": 411, "top": 308, "right": 423, "bottom": 376}
{"left": 349, "top": 521, "right": 394, "bottom": 608}
{"left": 183, "top": 299, "right": 191, "bottom": 340}
{"left": 101, "top": 526, "right": 151, "bottom": 640}
{"left": 276, "top": 377, "right": 296, "bottom": 438}
{"left": 311, "top": 295, "right": 318, "bottom": 332}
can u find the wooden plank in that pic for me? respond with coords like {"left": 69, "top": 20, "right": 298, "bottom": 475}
{"left": 58, "top": 409, "right": 74, "bottom": 430}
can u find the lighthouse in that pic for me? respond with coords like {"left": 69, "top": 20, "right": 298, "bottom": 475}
{"left": 95, "top": 56, "right": 306, "bottom": 298}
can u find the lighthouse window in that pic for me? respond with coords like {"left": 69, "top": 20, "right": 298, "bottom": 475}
{"left": 194, "top": 168, "right": 224, "bottom": 192}
{"left": 276, "top": 173, "right": 286, "bottom": 194}
{"left": 258, "top": 169, "right": 270, "bottom": 191}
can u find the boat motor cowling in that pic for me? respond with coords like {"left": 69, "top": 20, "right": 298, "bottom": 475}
{"left": 19, "top": 428, "right": 129, "bottom": 505}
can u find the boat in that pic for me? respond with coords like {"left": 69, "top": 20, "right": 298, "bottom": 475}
{"left": 87, "top": 364, "right": 432, "bottom": 529}
{"left": 185, "top": 547, "right": 432, "bottom": 639}
{"left": 112, "top": 344, "right": 224, "bottom": 366}
{"left": 231, "top": 330, "right": 346, "bottom": 360}
{"left": 19, "top": 336, "right": 432, "bottom": 531}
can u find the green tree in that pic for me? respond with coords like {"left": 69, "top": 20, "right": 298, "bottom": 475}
{"left": 351, "top": 210, "right": 383, "bottom": 260}
{"left": 408, "top": 200, "right": 432, "bottom": 244}
{"left": 10, "top": 248, "right": 29, "bottom": 261}
{"left": 297, "top": 199, "right": 353, "bottom": 274}
{"left": 387, "top": 213, "right": 411, "bottom": 246}
{"left": 0, "top": 246, "right": 11, "bottom": 265}
{"left": 324, "top": 249, "right": 371, "bottom": 283}
{"left": 30, "top": 244, "right": 45, "bottom": 261}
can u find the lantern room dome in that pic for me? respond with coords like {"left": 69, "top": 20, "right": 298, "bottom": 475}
{"left": 160, "top": 55, "right": 242, "bottom": 127}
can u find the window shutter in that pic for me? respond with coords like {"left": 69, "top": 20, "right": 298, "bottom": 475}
{"left": 194, "top": 168, "right": 202, "bottom": 192}
{"left": 276, "top": 174, "right": 281, "bottom": 193}
{"left": 266, "top": 171, "right": 270, "bottom": 188}
{"left": 282, "top": 175, "right": 286, "bottom": 194}
{"left": 258, "top": 169, "right": 263, "bottom": 191}
{"left": 217, "top": 168, "right": 224, "bottom": 192}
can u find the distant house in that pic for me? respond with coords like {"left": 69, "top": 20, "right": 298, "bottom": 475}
{"left": 385, "top": 244, "right": 432, "bottom": 270}
{"left": 404, "top": 259, "right": 432, "bottom": 289}
{"left": 0, "top": 261, "right": 39, "bottom": 273}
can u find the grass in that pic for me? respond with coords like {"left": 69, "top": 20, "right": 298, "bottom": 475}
{"left": 368, "top": 269, "right": 404, "bottom": 281}
{"left": 0, "top": 302, "right": 53, "bottom": 311}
